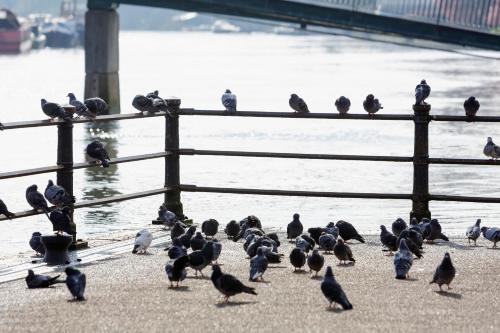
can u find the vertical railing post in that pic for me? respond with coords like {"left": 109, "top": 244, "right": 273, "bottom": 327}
{"left": 410, "top": 103, "right": 431, "bottom": 221}
{"left": 163, "top": 98, "right": 184, "bottom": 219}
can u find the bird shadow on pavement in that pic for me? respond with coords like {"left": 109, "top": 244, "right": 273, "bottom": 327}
{"left": 434, "top": 291, "right": 462, "bottom": 299}
{"left": 325, "top": 307, "right": 345, "bottom": 313}
{"left": 168, "top": 286, "right": 190, "bottom": 292}
{"left": 336, "top": 262, "right": 355, "bottom": 268}
{"left": 186, "top": 275, "right": 210, "bottom": 280}
{"left": 251, "top": 280, "right": 271, "bottom": 284}
{"left": 310, "top": 275, "right": 323, "bottom": 280}
{"left": 216, "top": 300, "right": 258, "bottom": 308}
{"left": 426, "top": 241, "right": 469, "bottom": 250}
{"left": 267, "top": 266, "right": 287, "bottom": 269}
{"left": 292, "top": 269, "right": 308, "bottom": 274}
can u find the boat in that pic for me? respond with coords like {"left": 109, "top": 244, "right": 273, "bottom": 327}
{"left": 40, "top": 18, "right": 78, "bottom": 48}
{"left": 0, "top": 9, "right": 32, "bottom": 54}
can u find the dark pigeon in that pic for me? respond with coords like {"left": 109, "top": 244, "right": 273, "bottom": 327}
{"left": 363, "top": 94, "right": 383, "bottom": 115}
{"left": 260, "top": 245, "right": 281, "bottom": 264}
{"left": 426, "top": 219, "right": 449, "bottom": 243}
{"left": 243, "top": 234, "right": 257, "bottom": 253}
{"left": 221, "top": 89, "right": 237, "bottom": 112}
{"left": 415, "top": 79, "right": 431, "bottom": 105}
{"left": 166, "top": 237, "right": 187, "bottom": 259}
{"left": 321, "top": 266, "right": 353, "bottom": 310}
{"left": 212, "top": 239, "right": 222, "bottom": 264}
{"left": 188, "top": 241, "right": 213, "bottom": 276}
{"left": 408, "top": 217, "right": 423, "bottom": 235}
{"left": 264, "top": 232, "right": 281, "bottom": 248}
{"left": 25, "top": 269, "right": 60, "bottom": 289}
{"left": 152, "top": 97, "right": 171, "bottom": 115}
{"left": 49, "top": 207, "right": 74, "bottom": 235}
{"left": 391, "top": 218, "right": 407, "bottom": 237}
{"left": 190, "top": 232, "right": 207, "bottom": 251}
{"left": 335, "top": 96, "right": 351, "bottom": 114}
{"left": 171, "top": 221, "right": 186, "bottom": 240}
{"left": 178, "top": 226, "right": 196, "bottom": 249}
{"left": 86, "top": 141, "right": 110, "bottom": 167}
{"left": 333, "top": 239, "right": 355, "bottom": 265}
{"left": 29, "top": 232, "right": 45, "bottom": 255}
{"left": 146, "top": 90, "right": 159, "bottom": 99}
{"left": 308, "top": 227, "right": 325, "bottom": 244}
{"left": 430, "top": 252, "right": 456, "bottom": 291}
{"left": 287, "top": 213, "right": 303, "bottom": 241}
{"left": 132, "top": 94, "right": 156, "bottom": 113}
{"left": 249, "top": 247, "right": 268, "bottom": 281}
{"left": 84, "top": 97, "right": 109, "bottom": 115}
{"left": 336, "top": 220, "right": 365, "bottom": 243}
{"left": 157, "top": 205, "right": 177, "bottom": 228}
{"left": 296, "top": 235, "right": 314, "bottom": 255}
{"left": 44, "top": 180, "right": 75, "bottom": 207}
{"left": 233, "top": 215, "right": 262, "bottom": 242}
{"left": 41, "top": 99, "right": 70, "bottom": 121}
{"left": 325, "top": 222, "right": 339, "bottom": 239}
{"left": 202, "top": 219, "right": 219, "bottom": 239}
{"left": 481, "top": 226, "right": 500, "bottom": 248}
{"left": 65, "top": 267, "right": 86, "bottom": 301}
{"left": 26, "top": 185, "right": 50, "bottom": 219}
{"left": 466, "top": 219, "right": 481, "bottom": 246}
{"left": 396, "top": 231, "right": 423, "bottom": 259}
{"left": 420, "top": 218, "right": 431, "bottom": 239}
{"left": 67, "top": 93, "right": 94, "bottom": 120}
{"left": 464, "top": 96, "right": 480, "bottom": 119}
{"left": 224, "top": 220, "right": 240, "bottom": 239}
{"left": 394, "top": 239, "right": 413, "bottom": 279}
{"left": 289, "top": 247, "right": 306, "bottom": 271}
{"left": 318, "top": 232, "right": 336, "bottom": 253}
{"left": 0, "top": 199, "right": 14, "bottom": 219}
{"left": 243, "top": 227, "right": 264, "bottom": 240}
{"left": 165, "top": 255, "right": 189, "bottom": 288}
{"left": 289, "top": 94, "right": 309, "bottom": 113}
{"left": 307, "top": 249, "right": 325, "bottom": 276}
{"left": 211, "top": 264, "right": 257, "bottom": 302}
{"left": 380, "top": 225, "right": 397, "bottom": 254}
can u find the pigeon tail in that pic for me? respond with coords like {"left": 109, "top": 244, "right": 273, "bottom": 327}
{"left": 48, "top": 275, "right": 61, "bottom": 285}
{"left": 439, "top": 233, "right": 449, "bottom": 242}
{"left": 241, "top": 285, "right": 257, "bottom": 295}
{"left": 355, "top": 235, "right": 365, "bottom": 243}
{"left": 339, "top": 299, "right": 353, "bottom": 310}
{"left": 101, "top": 158, "right": 110, "bottom": 168}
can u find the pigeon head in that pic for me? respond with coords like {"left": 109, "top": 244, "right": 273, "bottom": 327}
{"left": 32, "top": 232, "right": 42, "bottom": 237}
{"left": 366, "top": 94, "right": 374, "bottom": 101}
{"left": 324, "top": 266, "right": 334, "bottom": 279}
{"left": 40, "top": 99, "right": 47, "bottom": 106}
{"left": 442, "top": 252, "right": 453, "bottom": 266}
{"left": 293, "top": 213, "right": 300, "bottom": 220}
{"left": 480, "top": 226, "right": 488, "bottom": 233}
{"left": 64, "top": 267, "right": 79, "bottom": 275}
{"left": 420, "top": 79, "right": 427, "bottom": 84}
{"left": 487, "top": 137, "right": 493, "bottom": 143}
{"left": 158, "top": 204, "right": 166, "bottom": 213}
{"left": 398, "top": 238, "right": 409, "bottom": 251}
{"left": 225, "top": 89, "right": 231, "bottom": 94}
{"left": 290, "top": 94, "right": 298, "bottom": 99}
{"left": 195, "top": 231, "right": 203, "bottom": 237}
{"left": 212, "top": 264, "right": 222, "bottom": 273}
{"left": 467, "top": 96, "right": 476, "bottom": 102}
{"left": 187, "top": 226, "right": 196, "bottom": 234}
{"left": 27, "top": 184, "right": 38, "bottom": 192}
{"left": 312, "top": 249, "right": 319, "bottom": 255}
{"left": 430, "top": 219, "right": 439, "bottom": 225}
{"left": 27, "top": 269, "right": 35, "bottom": 277}
{"left": 67, "top": 93, "right": 76, "bottom": 100}
{"left": 256, "top": 247, "right": 264, "bottom": 256}
{"left": 410, "top": 217, "right": 418, "bottom": 225}
{"left": 47, "top": 179, "right": 54, "bottom": 187}
{"left": 380, "top": 225, "right": 387, "bottom": 232}
{"left": 337, "top": 238, "right": 345, "bottom": 245}
{"left": 475, "top": 219, "right": 481, "bottom": 226}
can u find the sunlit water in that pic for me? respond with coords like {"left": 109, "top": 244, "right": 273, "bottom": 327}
{"left": 1, "top": 31, "right": 500, "bottom": 257}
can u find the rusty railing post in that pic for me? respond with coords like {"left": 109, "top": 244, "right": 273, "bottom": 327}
{"left": 410, "top": 103, "right": 431, "bottom": 221}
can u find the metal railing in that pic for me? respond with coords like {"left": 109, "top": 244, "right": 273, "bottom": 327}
{"left": 2, "top": 99, "right": 500, "bottom": 248}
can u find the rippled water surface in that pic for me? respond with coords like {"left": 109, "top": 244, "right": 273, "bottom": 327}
{"left": 1, "top": 31, "right": 500, "bottom": 256}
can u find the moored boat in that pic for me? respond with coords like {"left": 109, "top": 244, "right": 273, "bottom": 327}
{"left": 0, "top": 9, "right": 32, "bottom": 54}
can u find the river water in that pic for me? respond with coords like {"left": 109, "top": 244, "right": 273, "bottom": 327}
{"left": 1, "top": 31, "right": 499, "bottom": 257}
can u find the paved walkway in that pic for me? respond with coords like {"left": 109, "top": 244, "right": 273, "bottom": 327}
{"left": 0, "top": 233, "right": 498, "bottom": 333}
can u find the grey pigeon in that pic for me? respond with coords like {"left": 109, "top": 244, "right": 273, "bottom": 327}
{"left": 307, "top": 249, "right": 324, "bottom": 276}
{"left": 464, "top": 96, "right": 480, "bottom": 118}
{"left": 171, "top": 222, "right": 186, "bottom": 240}
{"left": 319, "top": 232, "right": 336, "bottom": 254}
{"left": 49, "top": 207, "right": 74, "bottom": 234}
{"left": 211, "top": 264, "right": 257, "bottom": 302}
{"left": 260, "top": 245, "right": 281, "bottom": 264}
{"left": 336, "top": 220, "right": 365, "bottom": 243}
{"left": 243, "top": 227, "right": 264, "bottom": 240}
{"left": 380, "top": 225, "right": 397, "bottom": 254}
{"left": 333, "top": 239, "right": 355, "bottom": 265}
{"left": 249, "top": 247, "right": 268, "bottom": 281}
{"left": 426, "top": 219, "right": 449, "bottom": 243}
{"left": 481, "top": 226, "right": 500, "bottom": 248}
{"left": 212, "top": 239, "right": 222, "bottom": 264}
{"left": 289, "top": 94, "right": 309, "bottom": 113}
{"left": 397, "top": 230, "right": 423, "bottom": 258}
{"left": 67, "top": 93, "right": 94, "bottom": 120}
{"left": 132, "top": 229, "right": 153, "bottom": 254}
{"left": 321, "top": 266, "right": 353, "bottom": 310}
{"left": 165, "top": 255, "right": 189, "bottom": 288}
{"left": 202, "top": 218, "right": 219, "bottom": 239}
{"left": 190, "top": 232, "right": 207, "bottom": 251}
{"left": 430, "top": 252, "right": 456, "bottom": 291}
{"left": 29, "top": 232, "right": 45, "bottom": 255}
{"left": 264, "top": 232, "right": 281, "bottom": 248}
{"left": 157, "top": 205, "right": 177, "bottom": 228}
{"left": 391, "top": 218, "right": 407, "bottom": 237}
{"left": 287, "top": 213, "right": 303, "bottom": 241}
{"left": 415, "top": 79, "right": 431, "bottom": 105}
{"left": 466, "top": 219, "right": 481, "bottom": 246}
{"left": 243, "top": 234, "right": 257, "bottom": 252}
{"left": 325, "top": 222, "right": 339, "bottom": 239}
{"left": 188, "top": 241, "right": 214, "bottom": 276}
{"left": 25, "top": 269, "right": 60, "bottom": 289}
{"left": 308, "top": 227, "right": 325, "bottom": 244}
{"left": 335, "top": 96, "right": 351, "bottom": 114}
{"left": 26, "top": 185, "right": 50, "bottom": 219}
{"left": 65, "top": 267, "right": 86, "bottom": 301}
{"left": 132, "top": 94, "right": 155, "bottom": 113}
{"left": 408, "top": 217, "right": 423, "bottom": 235}
{"left": 363, "top": 94, "right": 383, "bottom": 115}
{"left": 40, "top": 99, "right": 70, "bottom": 121}
{"left": 296, "top": 235, "right": 314, "bottom": 255}
{"left": 84, "top": 97, "right": 109, "bottom": 115}
{"left": 166, "top": 237, "right": 187, "bottom": 259}
{"left": 44, "top": 180, "right": 75, "bottom": 207}
{"left": 394, "top": 239, "right": 413, "bottom": 279}
{"left": 289, "top": 247, "right": 306, "bottom": 271}
{"left": 0, "top": 199, "right": 14, "bottom": 219}
{"left": 483, "top": 137, "right": 500, "bottom": 159}
{"left": 86, "top": 141, "right": 110, "bottom": 167}
{"left": 224, "top": 220, "right": 240, "bottom": 239}
{"left": 146, "top": 90, "right": 159, "bottom": 99}
{"left": 178, "top": 226, "right": 196, "bottom": 249}
{"left": 221, "top": 89, "right": 237, "bottom": 112}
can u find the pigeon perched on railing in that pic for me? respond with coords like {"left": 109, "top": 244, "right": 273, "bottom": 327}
{"left": 333, "top": 238, "right": 355, "bottom": 265}
{"left": 221, "top": 89, "right": 237, "bottom": 112}
{"left": 188, "top": 240, "right": 214, "bottom": 276}
{"left": 202, "top": 218, "right": 219, "bottom": 239}
{"left": 483, "top": 137, "right": 500, "bottom": 159}
{"left": 481, "top": 226, "right": 500, "bottom": 248}
{"left": 307, "top": 249, "right": 324, "bottom": 276}
{"left": 394, "top": 239, "right": 413, "bottom": 279}
{"left": 65, "top": 267, "right": 86, "bottom": 301}
{"left": 224, "top": 220, "right": 240, "bottom": 239}
{"left": 336, "top": 220, "right": 365, "bottom": 243}
{"left": 289, "top": 94, "right": 309, "bottom": 113}
{"left": 86, "top": 141, "right": 111, "bottom": 167}
{"left": 319, "top": 232, "right": 336, "bottom": 254}
{"left": 335, "top": 96, "right": 351, "bottom": 114}
{"left": 67, "top": 93, "right": 93, "bottom": 120}
{"left": 287, "top": 213, "right": 303, "bottom": 241}
{"left": 464, "top": 96, "right": 480, "bottom": 118}
{"left": 29, "top": 232, "right": 45, "bottom": 256}
{"left": 321, "top": 266, "right": 353, "bottom": 310}
{"left": 44, "top": 180, "right": 75, "bottom": 207}
{"left": 25, "top": 269, "right": 60, "bottom": 289}
{"left": 0, "top": 199, "right": 14, "bottom": 220}
{"left": 380, "top": 225, "right": 397, "bottom": 254}
{"left": 289, "top": 247, "right": 306, "bottom": 271}
{"left": 415, "top": 79, "right": 431, "bottom": 105}
{"left": 165, "top": 255, "right": 189, "bottom": 288}
{"left": 84, "top": 97, "right": 109, "bottom": 115}
{"left": 211, "top": 264, "right": 257, "bottom": 303}
{"left": 132, "top": 94, "right": 156, "bottom": 113}
{"left": 249, "top": 247, "right": 268, "bottom": 282}
{"left": 391, "top": 218, "right": 407, "bottom": 237}
{"left": 132, "top": 229, "right": 153, "bottom": 254}
{"left": 40, "top": 99, "right": 70, "bottom": 121}
{"left": 466, "top": 219, "right": 481, "bottom": 246}
{"left": 430, "top": 252, "right": 455, "bottom": 291}
{"left": 26, "top": 184, "right": 50, "bottom": 219}
{"left": 363, "top": 94, "right": 383, "bottom": 115}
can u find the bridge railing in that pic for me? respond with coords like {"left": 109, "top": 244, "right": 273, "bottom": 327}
{"left": 2, "top": 99, "right": 500, "bottom": 248}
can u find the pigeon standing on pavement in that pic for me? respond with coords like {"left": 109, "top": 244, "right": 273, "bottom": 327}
{"left": 29, "top": 232, "right": 45, "bottom": 256}
{"left": 211, "top": 264, "right": 257, "bottom": 302}
{"left": 212, "top": 239, "right": 222, "bottom": 264}
{"left": 396, "top": 230, "right": 423, "bottom": 259}
{"left": 289, "top": 247, "right": 306, "bottom": 271}
{"left": 188, "top": 241, "right": 214, "bottom": 276}
{"left": 166, "top": 237, "right": 187, "bottom": 259}
{"left": 289, "top": 94, "right": 309, "bottom": 113}
{"left": 190, "top": 232, "right": 207, "bottom": 251}
{"left": 415, "top": 79, "right": 431, "bottom": 105}
{"left": 249, "top": 247, "right": 268, "bottom": 282}
{"left": 483, "top": 137, "right": 500, "bottom": 159}
{"left": 319, "top": 232, "right": 336, "bottom": 254}
{"left": 165, "top": 255, "right": 189, "bottom": 288}
{"left": 202, "top": 219, "right": 219, "bottom": 239}
{"left": 221, "top": 89, "right": 237, "bottom": 112}
{"left": 333, "top": 239, "right": 355, "bottom": 265}
{"left": 325, "top": 222, "right": 339, "bottom": 239}
{"left": 171, "top": 222, "right": 186, "bottom": 240}
{"left": 394, "top": 239, "right": 413, "bottom": 280}
{"left": 224, "top": 220, "right": 240, "bottom": 239}
{"left": 321, "top": 266, "right": 353, "bottom": 310}
{"left": 430, "top": 252, "right": 456, "bottom": 291}
{"left": 44, "top": 180, "right": 75, "bottom": 207}
{"left": 132, "top": 229, "right": 153, "bottom": 254}
{"left": 86, "top": 141, "right": 111, "bottom": 167}
{"left": 380, "top": 225, "right": 398, "bottom": 254}
{"left": 178, "top": 226, "right": 196, "bottom": 249}
{"left": 65, "top": 267, "right": 86, "bottom": 301}
{"left": 296, "top": 235, "right": 315, "bottom": 255}
{"left": 466, "top": 219, "right": 482, "bottom": 246}
{"left": 307, "top": 249, "right": 325, "bottom": 276}
{"left": 336, "top": 220, "right": 365, "bottom": 243}
{"left": 426, "top": 219, "right": 449, "bottom": 243}
{"left": 25, "top": 270, "right": 60, "bottom": 289}
{"left": 40, "top": 99, "right": 70, "bottom": 121}
{"left": 307, "top": 227, "right": 325, "bottom": 244}
{"left": 391, "top": 218, "right": 407, "bottom": 237}
{"left": 363, "top": 94, "right": 383, "bottom": 115}
{"left": 157, "top": 205, "right": 177, "bottom": 228}
{"left": 335, "top": 96, "right": 351, "bottom": 114}
{"left": 464, "top": 96, "right": 480, "bottom": 118}
{"left": 26, "top": 185, "right": 50, "bottom": 219}
{"left": 0, "top": 199, "right": 14, "bottom": 219}
{"left": 287, "top": 213, "right": 303, "bottom": 241}
{"left": 481, "top": 226, "right": 500, "bottom": 248}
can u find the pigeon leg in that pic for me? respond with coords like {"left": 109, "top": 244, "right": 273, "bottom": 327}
{"left": 200, "top": 270, "right": 204, "bottom": 277}
{"left": 493, "top": 242, "right": 497, "bottom": 248}
{"left": 170, "top": 282, "right": 173, "bottom": 288}
{"left": 439, "top": 285, "right": 443, "bottom": 292}
{"left": 194, "top": 270, "right": 198, "bottom": 277}
{"left": 315, "top": 271, "right": 318, "bottom": 277}
{"left": 176, "top": 282, "right": 179, "bottom": 288}
{"left": 447, "top": 284, "right": 452, "bottom": 290}
{"left": 224, "top": 296, "right": 229, "bottom": 303}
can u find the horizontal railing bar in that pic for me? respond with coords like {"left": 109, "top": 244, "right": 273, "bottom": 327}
{"left": 429, "top": 157, "right": 500, "bottom": 165}
{"left": 0, "top": 152, "right": 169, "bottom": 180}
{"left": 431, "top": 115, "right": 500, "bottom": 122}
{"left": 429, "top": 194, "right": 500, "bottom": 203}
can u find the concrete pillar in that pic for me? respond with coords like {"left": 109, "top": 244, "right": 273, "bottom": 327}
{"left": 84, "top": 8, "right": 120, "bottom": 114}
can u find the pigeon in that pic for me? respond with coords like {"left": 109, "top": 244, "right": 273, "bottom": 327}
{"left": 233, "top": 215, "right": 263, "bottom": 242}
{"left": 430, "top": 252, "right": 456, "bottom": 291}
{"left": 481, "top": 226, "right": 500, "bottom": 248}
{"left": 188, "top": 241, "right": 214, "bottom": 276}
{"left": 132, "top": 94, "right": 156, "bottom": 113}
{"left": 289, "top": 247, "right": 306, "bottom": 271}
{"left": 333, "top": 239, "right": 355, "bottom": 265}
{"left": 394, "top": 239, "right": 413, "bottom": 280}
{"left": 464, "top": 96, "right": 480, "bottom": 118}
{"left": 83, "top": 97, "right": 109, "bottom": 115}
{"left": 211, "top": 264, "right": 257, "bottom": 302}
{"left": 152, "top": 97, "right": 172, "bottom": 116}
{"left": 363, "top": 94, "right": 383, "bottom": 115}
{"left": 321, "top": 266, "right": 353, "bottom": 310}
{"left": 396, "top": 231, "right": 423, "bottom": 259}
{"left": 335, "top": 96, "right": 351, "bottom": 114}
{"left": 221, "top": 89, "right": 237, "bottom": 112}
{"left": 224, "top": 220, "right": 240, "bottom": 239}
{"left": 260, "top": 245, "right": 282, "bottom": 263}
{"left": 86, "top": 141, "right": 110, "bottom": 167}
{"left": 202, "top": 219, "right": 219, "bottom": 239}
{"left": 307, "top": 249, "right": 325, "bottom": 276}
{"left": 289, "top": 94, "right": 309, "bottom": 113}
{"left": 178, "top": 226, "right": 196, "bottom": 249}
{"left": 171, "top": 221, "right": 186, "bottom": 240}
{"left": 44, "top": 180, "right": 75, "bottom": 207}
{"left": 132, "top": 229, "right": 153, "bottom": 254}
{"left": 29, "top": 232, "right": 45, "bottom": 255}
{"left": 466, "top": 219, "right": 482, "bottom": 246}
{"left": 324, "top": 222, "right": 339, "bottom": 239}
{"left": 308, "top": 227, "right": 325, "bottom": 244}
{"left": 426, "top": 219, "right": 449, "bottom": 243}
{"left": 336, "top": 220, "right": 365, "bottom": 243}
{"left": 319, "top": 232, "right": 336, "bottom": 254}
{"left": 483, "top": 137, "right": 500, "bottom": 159}
{"left": 26, "top": 185, "right": 50, "bottom": 219}
{"left": 190, "top": 232, "right": 207, "bottom": 251}
{"left": 380, "top": 225, "right": 398, "bottom": 254}
{"left": 212, "top": 239, "right": 222, "bottom": 264}
{"left": 296, "top": 235, "right": 314, "bottom": 255}
{"left": 67, "top": 93, "right": 94, "bottom": 120}
{"left": 157, "top": 205, "right": 177, "bottom": 228}
{"left": 49, "top": 207, "right": 74, "bottom": 234}
{"left": 249, "top": 247, "right": 268, "bottom": 281}
{"left": 65, "top": 267, "right": 86, "bottom": 301}
{"left": 25, "top": 270, "right": 60, "bottom": 289}
{"left": 165, "top": 255, "right": 189, "bottom": 288}
{"left": 166, "top": 237, "right": 187, "bottom": 259}
{"left": 415, "top": 79, "right": 431, "bottom": 105}
{"left": 40, "top": 99, "right": 70, "bottom": 121}
{"left": 408, "top": 217, "right": 423, "bottom": 235}
{"left": 243, "top": 228, "right": 265, "bottom": 240}
{"left": 420, "top": 218, "right": 431, "bottom": 239}
{"left": 391, "top": 218, "right": 407, "bottom": 237}
{"left": 264, "top": 232, "right": 281, "bottom": 248}
{"left": 287, "top": 213, "right": 303, "bottom": 241}
{"left": 0, "top": 199, "right": 14, "bottom": 219}
{"left": 146, "top": 90, "right": 159, "bottom": 99}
